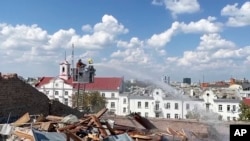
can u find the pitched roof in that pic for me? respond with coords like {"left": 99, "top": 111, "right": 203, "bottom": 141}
{"left": 214, "top": 99, "right": 241, "bottom": 103}
{"left": 74, "top": 77, "right": 123, "bottom": 91}
{"left": 35, "top": 77, "right": 123, "bottom": 91}
{"left": 35, "top": 77, "right": 54, "bottom": 87}
{"left": 243, "top": 98, "right": 250, "bottom": 106}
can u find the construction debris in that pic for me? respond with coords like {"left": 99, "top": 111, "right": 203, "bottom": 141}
{"left": 0, "top": 108, "right": 206, "bottom": 141}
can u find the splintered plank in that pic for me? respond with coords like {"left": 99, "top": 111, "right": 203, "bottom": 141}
{"left": 132, "top": 113, "right": 157, "bottom": 130}
{"left": 90, "top": 115, "right": 108, "bottom": 138}
{"left": 57, "top": 117, "right": 91, "bottom": 132}
{"left": 14, "top": 130, "right": 35, "bottom": 141}
{"left": 65, "top": 130, "right": 82, "bottom": 141}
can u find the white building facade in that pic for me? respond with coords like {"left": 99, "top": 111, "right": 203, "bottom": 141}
{"left": 114, "top": 88, "right": 241, "bottom": 121}
{"left": 35, "top": 60, "right": 242, "bottom": 121}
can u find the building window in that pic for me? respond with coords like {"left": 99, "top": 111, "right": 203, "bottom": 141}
{"left": 175, "top": 103, "right": 178, "bottom": 110}
{"left": 138, "top": 102, "right": 141, "bottom": 108}
{"left": 145, "top": 102, "right": 149, "bottom": 109}
{"left": 145, "top": 112, "right": 148, "bottom": 118}
{"left": 167, "top": 113, "right": 170, "bottom": 119}
{"left": 166, "top": 103, "right": 170, "bottom": 109}
{"left": 227, "top": 105, "right": 230, "bottom": 112}
{"left": 102, "top": 93, "right": 105, "bottom": 97}
{"left": 186, "top": 103, "right": 190, "bottom": 110}
{"left": 123, "top": 107, "right": 126, "bottom": 113}
{"left": 64, "top": 91, "right": 68, "bottom": 96}
{"left": 123, "top": 98, "right": 126, "bottom": 104}
{"left": 65, "top": 98, "right": 68, "bottom": 105}
{"left": 111, "top": 102, "right": 115, "bottom": 108}
{"left": 62, "top": 67, "right": 65, "bottom": 72}
{"left": 55, "top": 91, "right": 59, "bottom": 95}
{"left": 111, "top": 93, "right": 115, "bottom": 98}
{"left": 232, "top": 105, "right": 236, "bottom": 112}
{"left": 175, "top": 114, "right": 178, "bottom": 119}
{"left": 155, "top": 113, "right": 160, "bottom": 118}
{"left": 218, "top": 105, "right": 222, "bottom": 112}
{"left": 55, "top": 83, "right": 58, "bottom": 87}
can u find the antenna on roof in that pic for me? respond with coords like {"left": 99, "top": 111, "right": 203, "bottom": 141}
{"left": 71, "top": 43, "right": 74, "bottom": 75}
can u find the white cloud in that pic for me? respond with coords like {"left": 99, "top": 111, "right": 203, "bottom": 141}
{"left": 0, "top": 24, "right": 48, "bottom": 50}
{"left": 111, "top": 48, "right": 151, "bottom": 64}
{"left": 94, "top": 15, "right": 128, "bottom": 34}
{"left": 197, "top": 33, "right": 235, "bottom": 51}
{"left": 117, "top": 37, "right": 144, "bottom": 48}
{"left": 147, "top": 18, "right": 222, "bottom": 48}
{"left": 0, "top": 14, "right": 129, "bottom": 67}
{"left": 81, "top": 24, "right": 92, "bottom": 32}
{"left": 48, "top": 28, "right": 76, "bottom": 50}
{"left": 70, "top": 14, "right": 129, "bottom": 49}
{"left": 152, "top": 0, "right": 200, "bottom": 17}
{"left": 147, "top": 22, "right": 179, "bottom": 48}
{"left": 221, "top": 2, "right": 250, "bottom": 27}
{"left": 179, "top": 17, "right": 222, "bottom": 33}
{"left": 157, "top": 33, "right": 250, "bottom": 80}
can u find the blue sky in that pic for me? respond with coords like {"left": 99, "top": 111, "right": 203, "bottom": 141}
{"left": 0, "top": 0, "right": 250, "bottom": 83}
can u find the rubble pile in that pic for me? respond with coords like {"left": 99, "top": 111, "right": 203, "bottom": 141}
{"left": 0, "top": 73, "right": 82, "bottom": 120}
{"left": 0, "top": 108, "right": 203, "bottom": 141}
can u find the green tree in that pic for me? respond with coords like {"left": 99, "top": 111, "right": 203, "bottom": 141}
{"left": 239, "top": 101, "right": 250, "bottom": 121}
{"left": 72, "top": 91, "right": 106, "bottom": 113}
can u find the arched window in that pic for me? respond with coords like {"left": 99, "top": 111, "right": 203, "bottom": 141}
{"left": 62, "top": 67, "right": 65, "bottom": 72}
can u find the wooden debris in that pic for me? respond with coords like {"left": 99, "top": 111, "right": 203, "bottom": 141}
{"left": 12, "top": 112, "right": 30, "bottom": 127}
{"left": 3, "top": 109, "right": 194, "bottom": 141}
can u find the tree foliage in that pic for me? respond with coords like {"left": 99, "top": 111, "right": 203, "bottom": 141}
{"left": 239, "top": 101, "right": 250, "bottom": 121}
{"left": 185, "top": 110, "right": 200, "bottom": 120}
{"left": 72, "top": 91, "right": 106, "bottom": 113}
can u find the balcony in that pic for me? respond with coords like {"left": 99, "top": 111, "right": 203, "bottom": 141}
{"left": 154, "top": 107, "right": 162, "bottom": 113}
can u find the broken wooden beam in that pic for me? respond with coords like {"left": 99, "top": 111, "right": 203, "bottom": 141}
{"left": 12, "top": 113, "right": 30, "bottom": 127}
{"left": 65, "top": 129, "right": 82, "bottom": 141}
{"left": 132, "top": 113, "right": 157, "bottom": 131}
{"left": 90, "top": 115, "right": 108, "bottom": 138}
{"left": 13, "top": 130, "right": 34, "bottom": 141}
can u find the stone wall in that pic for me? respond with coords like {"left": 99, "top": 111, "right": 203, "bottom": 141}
{"left": 0, "top": 73, "right": 83, "bottom": 121}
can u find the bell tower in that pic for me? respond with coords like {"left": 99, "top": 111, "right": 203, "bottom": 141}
{"left": 59, "top": 60, "right": 70, "bottom": 80}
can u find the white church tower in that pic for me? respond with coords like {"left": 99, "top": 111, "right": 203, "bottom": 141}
{"left": 59, "top": 60, "right": 71, "bottom": 80}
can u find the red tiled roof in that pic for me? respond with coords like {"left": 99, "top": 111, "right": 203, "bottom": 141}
{"left": 243, "top": 98, "right": 250, "bottom": 106}
{"left": 35, "top": 77, "right": 54, "bottom": 87}
{"left": 74, "top": 77, "right": 123, "bottom": 91}
{"left": 35, "top": 77, "right": 123, "bottom": 91}
{"left": 35, "top": 77, "right": 73, "bottom": 87}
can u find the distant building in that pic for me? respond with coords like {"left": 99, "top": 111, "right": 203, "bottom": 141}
{"left": 35, "top": 59, "right": 124, "bottom": 108}
{"left": 162, "top": 75, "right": 170, "bottom": 84}
{"left": 183, "top": 78, "right": 191, "bottom": 85}
{"left": 34, "top": 59, "right": 242, "bottom": 121}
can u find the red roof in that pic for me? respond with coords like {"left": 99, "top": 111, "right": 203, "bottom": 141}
{"left": 243, "top": 98, "right": 250, "bottom": 106}
{"left": 35, "top": 77, "right": 73, "bottom": 87}
{"left": 35, "top": 77, "right": 123, "bottom": 91}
